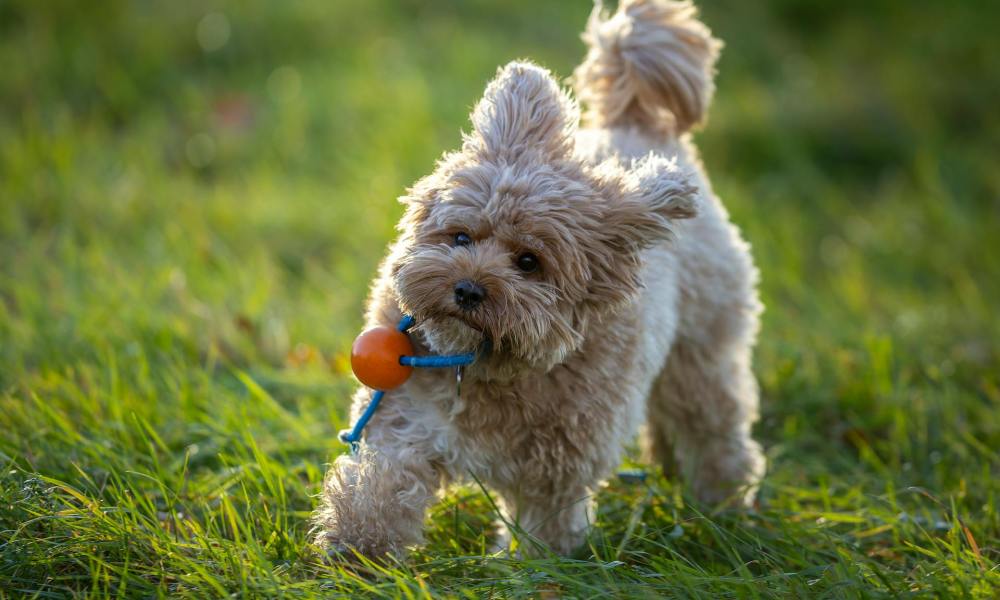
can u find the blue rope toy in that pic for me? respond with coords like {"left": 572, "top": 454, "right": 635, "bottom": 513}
{"left": 338, "top": 315, "right": 476, "bottom": 451}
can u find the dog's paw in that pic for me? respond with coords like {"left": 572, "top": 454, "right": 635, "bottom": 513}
{"left": 315, "top": 530, "right": 400, "bottom": 566}
{"left": 689, "top": 437, "right": 766, "bottom": 509}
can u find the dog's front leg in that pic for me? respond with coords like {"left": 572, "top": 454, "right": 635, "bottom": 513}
{"left": 498, "top": 482, "right": 594, "bottom": 557}
{"left": 313, "top": 393, "right": 440, "bottom": 559}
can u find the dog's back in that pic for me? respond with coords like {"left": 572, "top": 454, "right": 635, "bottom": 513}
{"left": 574, "top": 0, "right": 766, "bottom": 506}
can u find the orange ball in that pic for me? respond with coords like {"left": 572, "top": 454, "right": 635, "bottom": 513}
{"left": 350, "top": 325, "right": 414, "bottom": 390}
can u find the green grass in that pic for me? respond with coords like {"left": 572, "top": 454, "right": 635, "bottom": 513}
{"left": 1, "top": 0, "right": 998, "bottom": 596}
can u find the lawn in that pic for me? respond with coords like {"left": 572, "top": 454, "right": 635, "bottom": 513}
{"left": 1, "top": 0, "right": 998, "bottom": 597}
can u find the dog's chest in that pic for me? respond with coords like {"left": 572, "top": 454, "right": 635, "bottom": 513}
{"left": 430, "top": 370, "right": 624, "bottom": 485}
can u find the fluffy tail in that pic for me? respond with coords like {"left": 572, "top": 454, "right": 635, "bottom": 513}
{"left": 573, "top": 0, "right": 721, "bottom": 136}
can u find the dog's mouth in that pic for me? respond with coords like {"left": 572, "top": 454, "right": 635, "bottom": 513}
{"left": 412, "top": 313, "right": 493, "bottom": 358}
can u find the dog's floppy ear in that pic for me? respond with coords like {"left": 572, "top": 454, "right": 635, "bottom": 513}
{"left": 601, "top": 153, "right": 698, "bottom": 251}
{"left": 581, "top": 154, "right": 698, "bottom": 311}
{"left": 468, "top": 61, "right": 578, "bottom": 159}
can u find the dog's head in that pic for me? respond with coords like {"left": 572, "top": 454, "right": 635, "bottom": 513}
{"left": 389, "top": 61, "right": 698, "bottom": 378}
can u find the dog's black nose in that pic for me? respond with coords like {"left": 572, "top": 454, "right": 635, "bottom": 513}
{"left": 454, "top": 280, "right": 485, "bottom": 310}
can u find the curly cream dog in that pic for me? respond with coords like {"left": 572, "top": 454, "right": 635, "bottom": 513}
{"left": 315, "top": 0, "right": 765, "bottom": 558}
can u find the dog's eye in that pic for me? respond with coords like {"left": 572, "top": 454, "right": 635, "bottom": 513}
{"left": 515, "top": 253, "right": 539, "bottom": 273}
{"left": 453, "top": 232, "right": 472, "bottom": 247}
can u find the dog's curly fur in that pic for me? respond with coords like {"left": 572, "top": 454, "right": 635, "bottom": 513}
{"left": 314, "top": 0, "right": 765, "bottom": 558}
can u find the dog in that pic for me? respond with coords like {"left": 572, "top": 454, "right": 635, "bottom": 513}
{"left": 314, "top": 0, "right": 765, "bottom": 558}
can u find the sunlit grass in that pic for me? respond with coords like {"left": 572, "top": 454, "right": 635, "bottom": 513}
{"left": 1, "top": 0, "right": 998, "bottom": 596}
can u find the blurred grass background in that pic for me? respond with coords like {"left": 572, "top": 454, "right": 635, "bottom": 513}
{"left": 1, "top": 0, "right": 998, "bottom": 596}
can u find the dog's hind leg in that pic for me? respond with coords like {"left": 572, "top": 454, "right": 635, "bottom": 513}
{"left": 644, "top": 333, "right": 765, "bottom": 506}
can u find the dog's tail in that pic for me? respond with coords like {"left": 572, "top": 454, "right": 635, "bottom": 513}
{"left": 573, "top": 0, "right": 721, "bottom": 137}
